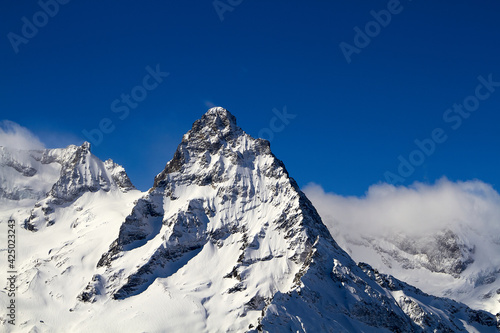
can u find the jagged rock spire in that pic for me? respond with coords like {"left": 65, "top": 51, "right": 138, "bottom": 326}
{"left": 187, "top": 107, "right": 242, "bottom": 141}
{"left": 153, "top": 107, "right": 246, "bottom": 188}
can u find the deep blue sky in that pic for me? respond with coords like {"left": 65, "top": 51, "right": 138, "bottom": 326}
{"left": 1, "top": 0, "right": 499, "bottom": 195}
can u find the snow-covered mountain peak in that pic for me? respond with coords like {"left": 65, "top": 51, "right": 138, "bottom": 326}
{"left": 153, "top": 107, "right": 263, "bottom": 188}
{"left": 186, "top": 106, "right": 242, "bottom": 142}
{"left": 204, "top": 106, "right": 238, "bottom": 127}
{"left": 81, "top": 141, "right": 91, "bottom": 150}
{"left": 82, "top": 108, "right": 499, "bottom": 331}
{"left": 20, "top": 142, "right": 135, "bottom": 231}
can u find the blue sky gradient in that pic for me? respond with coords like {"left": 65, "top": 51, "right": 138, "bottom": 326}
{"left": 1, "top": 0, "right": 499, "bottom": 195}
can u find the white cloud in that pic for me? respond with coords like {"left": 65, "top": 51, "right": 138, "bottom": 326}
{"left": 204, "top": 100, "right": 216, "bottom": 109}
{"left": 304, "top": 179, "right": 500, "bottom": 314}
{"left": 0, "top": 120, "right": 45, "bottom": 150}
{"left": 303, "top": 178, "right": 500, "bottom": 239}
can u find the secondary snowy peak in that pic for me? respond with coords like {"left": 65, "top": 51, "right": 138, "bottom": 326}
{"left": 358, "top": 263, "right": 499, "bottom": 331}
{"left": 22, "top": 142, "right": 135, "bottom": 231}
{"left": 304, "top": 180, "right": 500, "bottom": 315}
{"left": 321, "top": 215, "right": 500, "bottom": 315}
{"left": 0, "top": 144, "right": 96, "bottom": 201}
{"left": 103, "top": 158, "right": 135, "bottom": 193}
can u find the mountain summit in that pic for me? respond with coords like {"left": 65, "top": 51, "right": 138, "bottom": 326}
{"left": 193, "top": 106, "right": 241, "bottom": 136}
{"left": 0, "top": 108, "right": 498, "bottom": 332}
{"left": 153, "top": 107, "right": 245, "bottom": 188}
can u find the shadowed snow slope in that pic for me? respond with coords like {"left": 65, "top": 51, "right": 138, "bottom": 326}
{"left": 0, "top": 108, "right": 498, "bottom": 332}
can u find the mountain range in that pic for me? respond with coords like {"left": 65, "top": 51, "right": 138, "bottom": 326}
{"left": 1, "top": 107, "right": 498, "bottom": 332}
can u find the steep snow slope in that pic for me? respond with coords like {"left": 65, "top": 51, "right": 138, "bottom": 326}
{"left": 1, "top": 108, "right": 498, "bottom": 332}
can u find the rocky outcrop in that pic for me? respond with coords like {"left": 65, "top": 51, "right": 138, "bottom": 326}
{"left": 21, "top": 142, "right": 135, "bottom": 231}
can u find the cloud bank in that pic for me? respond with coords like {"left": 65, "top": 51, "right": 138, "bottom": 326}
{"left": 303, "top": 178, "right": 500, "bottom": 240}
{"left": 0, "top": 120, "right": 45, "bottom": 150}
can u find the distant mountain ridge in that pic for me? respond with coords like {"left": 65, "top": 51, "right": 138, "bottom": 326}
{"left": 304, "top": 181, "right": 500, "bottom": 316}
